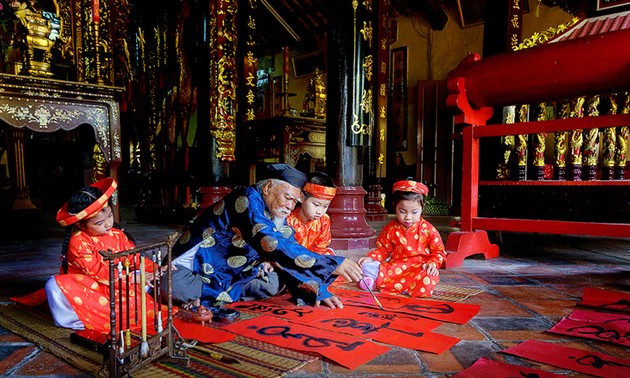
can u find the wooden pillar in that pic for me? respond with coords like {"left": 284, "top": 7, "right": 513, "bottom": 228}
{"left": 327, "top": 0, "right": 376, "bottom": 250}
{"left": 198, "top": 0, "right": 238, "bottom": 198}
{"left": 364, "top": 0, "right": 390, "bottom": 222}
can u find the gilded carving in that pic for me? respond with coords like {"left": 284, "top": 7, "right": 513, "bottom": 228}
{"left": 583, "top": 96, "right": 600, "bottom": 167}
{"left": 0, "top": 103, "right": 82, "bottom": 128}
{"left": 360, "top": 21, "right": 373, "bottom": 48}
{"left": 514, "top": 18, "right": 580, "bottom": 51}
{"left": 601, "top": 95, "right": 617, "bottom": 168}
{"left": 532, "top": 102, "right": 548, "bottom": 167}
{"left": 360, "top": 89, "right": 373, "bottom": 114}
{"left": 351, "top": 113, "right": 371, "bottom": 135}
{"left": 363, "top": 0, "right": 373, "bottom": 12}
{"left": 363, "top": 55, "right": 373, "bottom": 82}
{"left": 569, "top": 96, "right": 585, "bottom": 166}
{"left": 308, "top": 132, "right": 326, "bottom": 143}
{"left": 497, "top": 106, "right": 515, "bottom": 179}
{"left": 555, "top": 101, "right": 571, "bottom": 169}
{"left": 91, "top": 144, "right": 107, "bottom": 182}
{"left": 515, "top": 104, "right": 528, "bottom": 167}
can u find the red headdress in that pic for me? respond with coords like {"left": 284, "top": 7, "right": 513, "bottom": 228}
{"left": 392, "top": 180, "right": 428, "bottom": 196}
{"left": 303, "top": 183, "right": 336, "bottom": 200}
{"left": 56, "top": 178, "right": 117, "bottom": 227}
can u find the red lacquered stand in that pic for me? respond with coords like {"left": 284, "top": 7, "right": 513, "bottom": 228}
{"left": 445, "top": 28, "right": 630, "bottom": 267}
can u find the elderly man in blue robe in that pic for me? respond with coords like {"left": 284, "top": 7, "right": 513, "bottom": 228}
{"left": 167, "top": 164, "right": 363, "bottom": 310}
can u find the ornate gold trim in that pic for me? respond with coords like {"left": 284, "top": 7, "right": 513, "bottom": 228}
{"left": 513, "top": 17, "right": 580, "bottom": 51}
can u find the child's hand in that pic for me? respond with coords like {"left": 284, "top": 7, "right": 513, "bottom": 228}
{"left": 423, "top": 262, "right": 439, "bottom": 276}
{"left": 357, "top": 257, "right": 374, "bottom": 266}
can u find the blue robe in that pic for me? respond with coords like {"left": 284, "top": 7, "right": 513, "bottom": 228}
{"left": 173, "top": 185, "right": 344, "bottom": 306}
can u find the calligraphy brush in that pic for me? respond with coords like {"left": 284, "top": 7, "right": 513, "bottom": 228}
{"left": 192, "top": 345, "right": 240, "bottom": 364}
{"left": 360, "top": 277, "right": 384, "bottom": 311}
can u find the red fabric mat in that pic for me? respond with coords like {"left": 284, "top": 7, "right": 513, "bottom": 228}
{"left": 501, "top": 340, "right": 630, "bottom": 377}
{"left": 331, "top": 287, "right": 480, "bottom": 324}
{"left": 454, "top": 356, "right": 564, "bottom": 378}
{"left": 221, "top": 315, "right": 390, "bottom": 370}
{"left": 173, "top": 318, "right": 236, "bottom": 344}
{"left": 580, "top": 288, "right": 630, "bottom": 312}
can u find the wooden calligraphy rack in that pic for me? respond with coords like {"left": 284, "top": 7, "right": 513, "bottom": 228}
{"left": 100, "top": 233, "right": 188, "bottom": 377}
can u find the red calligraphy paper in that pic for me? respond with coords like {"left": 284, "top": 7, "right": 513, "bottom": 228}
{"left": 501, "top": 340, "right": 630, "bottom": 377}
{"left": 309, "top": 311, "right": 459, "bottom": 354}
{"left": 331, "top": 287, "right": 480, "bottom": 324}
{"left": 172, "top": 318, "right": 236, "bottom": 343}
{"left": 548, "top": 317, "right": 630, "bottom": 347}
{"left": 221, "top": 315, "right": 390, "bottom": 370}
{"left": 226, "top": 296, "right": 332, "bottom": 323}
{"left": 227, "top": 297, "right": 453, "bottom": 352}
{"left": 314, "top": 305, "right": 443, "bottom": 332}
{"left": 569, "top": 309, "right": 630, "bottom": 325}
{"left": 453, "top": 356, "right": 564, "bottom": 378}
{"left": 580, "top": 288, "right": 630, "bottom": 312}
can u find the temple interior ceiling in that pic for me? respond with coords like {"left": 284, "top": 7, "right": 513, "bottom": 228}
{"left": 253, "top": 0, "right": 447, "bottom": 55}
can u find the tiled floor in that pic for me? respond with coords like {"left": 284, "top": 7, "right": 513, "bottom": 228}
{"left": 0, "top": 209, "right": 629, "bottom": 377}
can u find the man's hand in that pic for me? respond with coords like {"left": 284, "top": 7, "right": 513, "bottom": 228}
{"left": 316, "top": 295, "right": 344, "bottom": 309}
{"left": 332, "top": 258, "right": 363, "bottom": 283}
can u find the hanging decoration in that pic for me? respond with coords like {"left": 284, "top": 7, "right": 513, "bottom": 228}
{"left": 209, "top": 0, "right": 238, "bottom": 161}
{"left": 348, "top": 0, "right": 375, "bottom": 147}
{"left": 243, "top": 0, "right": 258, "bottom": 122}
{"left": 375, "top": 0, "right": 389, "bottom": 177}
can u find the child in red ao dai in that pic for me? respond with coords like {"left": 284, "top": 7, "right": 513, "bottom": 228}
{"left": 287, "top": 171, "right": 337, "bottom": 256}
{"left": 357, "top": 180, "right": 446, "bottom": 298}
